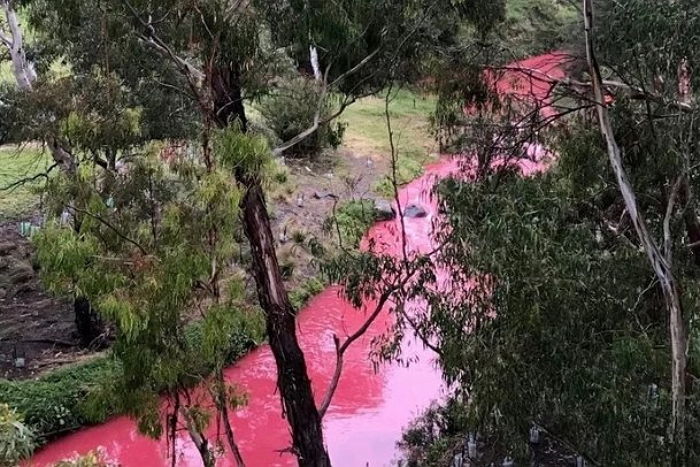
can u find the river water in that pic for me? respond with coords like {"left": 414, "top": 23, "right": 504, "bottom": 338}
{"left": 29, "top": 52, "right": 567, "bottom": 467}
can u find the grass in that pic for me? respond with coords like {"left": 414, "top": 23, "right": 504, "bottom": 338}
{"left": 0, "top": 61, "right": 13, "bottom": 84}
{"left": 504, "top": 0, "right": 578, "bottom": 55}
{"left": 339, "top": 88, "right": 438, "bottom": 195}
{"left": 0, "top": 146, "right": 51, "bottom": 222}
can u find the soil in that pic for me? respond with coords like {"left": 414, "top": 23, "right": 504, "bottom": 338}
{"left": 0, "top": 220, "right": 86, "bottom": 379}
{"left": 268, "top": 148, "right": 391, "bottom": 288}
{"left": 0, "top": 147, "right": 389, "bottom": 380}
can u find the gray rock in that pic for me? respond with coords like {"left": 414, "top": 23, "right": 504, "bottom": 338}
{"left": 374, "top": 200, "right": 396, "bottom": 221}
{"left": 404, "top": 204, "right": 428, "bottom": 218}
{"left": 313, "top": 191, "right": 338, "bottom": 200}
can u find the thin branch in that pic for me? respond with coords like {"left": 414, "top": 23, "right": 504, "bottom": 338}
{"left": 122, "top": 0, "right": 204, "bottom": 83}
{"left": 66, "top": 205, "right": 149, "bottom": 256}
{"left": 664, "top": 177, "right": 683, "bottom": 262}
{"left": 1, "top": 163, "right": 58, "bottom": 192}
{"left": 385, "top": 84, "right": 410, "bottom": 266}
{"left": 317, "top": 291, "right": 393, "bottom": 418}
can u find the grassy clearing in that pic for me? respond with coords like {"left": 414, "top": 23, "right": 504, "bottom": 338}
{"left": 0, "top": 146, "right": 51, "bottom": 221}
{"left": 339, "top": 89, "right": 437, "bottom": 195}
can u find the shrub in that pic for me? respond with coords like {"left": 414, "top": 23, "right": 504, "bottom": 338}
{"left": 0, "top": 403, "right": 36, "bottom": 466}
{"left": 0, "top": 359, "right": 119, "bottom": 442}
{"left": 324, "top": 199, "right": 378, "bottom": 248}
{"left": 259, "top": 77, "right": 346, "bottom": 158}
{"left": 290, "top": 277, "right": 326, "bottom": 309}
{"left": 55, "top": 449, "right": 114, "bottom": 467}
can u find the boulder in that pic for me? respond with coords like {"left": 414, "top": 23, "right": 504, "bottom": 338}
{"left": 404, "top": 204, "right": 428, "bottom": 218}
{"left": 374, "top": 200, "right": 396, "bottom": 221}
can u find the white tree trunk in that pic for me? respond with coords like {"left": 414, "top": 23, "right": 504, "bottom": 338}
{"left": 0, "top": 0, "right": 37, "bottom": 90}
{"left": 583, "top": 0, "right": 688, "bottom": 449}
{"left": 310, "top": 44, "right": 321, "bottom": 82}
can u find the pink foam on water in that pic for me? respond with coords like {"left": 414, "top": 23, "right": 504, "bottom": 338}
{"left": 28, "top": 52, "right": 567, "bottom": 467}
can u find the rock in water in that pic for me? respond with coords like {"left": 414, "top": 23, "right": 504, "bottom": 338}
{"left": 404, "top": 204, "right": 428, "bottom": 218}
{"left": 374, "top": 200, "right": 396, "bottom": 221}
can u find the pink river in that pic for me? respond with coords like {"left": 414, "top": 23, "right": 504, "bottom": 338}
{"left": 28, "top": 52, "right": 568, "bottom": 466}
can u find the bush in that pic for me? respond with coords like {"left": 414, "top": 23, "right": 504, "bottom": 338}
{"left": 0, "top": 403, "right": 36, "bottom": 466}
{"left": 0, "top": 359, "right": 119, "bottom": 442}
{"left": 55, "top": 449, "right": 114, "bottom": 467}
{"left": 324, "top": 199, "right": 378, "bottom": 248}
{"left": 259, "top": 77, "right": 346, "bottom": 158}
{"left": 290, "top": 277, "right": 326, "bottom": 310}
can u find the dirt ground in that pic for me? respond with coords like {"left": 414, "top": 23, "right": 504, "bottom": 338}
{"left": 0, "top": 221, "right": 87, "bottom": 379}
{"left": 0, "top": 147, "right": 391, "bottom": 380}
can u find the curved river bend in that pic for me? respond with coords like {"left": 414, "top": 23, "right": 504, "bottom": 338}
{"left": 29, "top": 52, "right": 567, "bottom": 467}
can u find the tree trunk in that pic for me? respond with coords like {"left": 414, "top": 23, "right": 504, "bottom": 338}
{"left": 0, "top": 0, "right": 37, "bottom": 91}
{"left": 583, "top": 0, "right": 688, "bottom": 456}
{"left": 210, "top": 65, "right": 331, "bottom": 466}
{"left": 310, "top": 45, "right": 322, "bottom": 82}
{"left": 74, "top": 296, "right": 106, "bottom": 349}
{"left": 180, "top": 407, "right": 216, "bottom": 467}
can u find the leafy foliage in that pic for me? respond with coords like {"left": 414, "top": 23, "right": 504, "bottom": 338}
{"left": 259, "top": 78, "right": 346, "bottom": 158}
{"left": 0, "top": 403, "right": 36, "bottom": 466}
{"left": 32, "top": 138, "right": 264, "bottom": 442}
{"left": 289, "top": 277, "right": 326, "bottom": 310}
{"left": 0, "top": 359, "right": 119, "bottom": 440}
{"left": 54, "top": 449, "right": 115, "bottom": 467}
{"left": 324, "top": 199, "right": 378, "bottom": 249}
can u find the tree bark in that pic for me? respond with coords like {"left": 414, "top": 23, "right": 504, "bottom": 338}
{"left": 210, "top": 65, "right": 331, "bottom": 466}
{"left": 0, "top": 0, "right": 37, "bottom": 90}
{"left": 73, "top": 296, "right": 106, "bottom": 349}
{"left": 583, "top": 0, "right": 688, "bottom": 454}
{"left": 310, "top": 45, "right": 322, "bottom": 82}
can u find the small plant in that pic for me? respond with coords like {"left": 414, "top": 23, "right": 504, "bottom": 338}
{"left": 0, "top": 403, "right": 36, "bottom": 466}
{"left": 280, "top": 260, "right": 296, "bottom": 279}
{"left": 55, "top": 449, "right": 114, "bottom": 467}
{"left": 290, "top": 277, "right": 326, "bottom": 309}
{"left": 292, "top": 230, "right": 307, "bottom": 244}
{"left": 324, "top": 199, "right": 378, "bottom": 248}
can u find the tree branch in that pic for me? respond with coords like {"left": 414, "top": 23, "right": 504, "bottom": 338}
{"left": 317, "top": 291, "right": 393, "bottom": 418}
{"left": 66, "top": 205, "right": 150, "bottom": 256}
{"left": 1, "top": 162, "right": 58, "bottom": 192}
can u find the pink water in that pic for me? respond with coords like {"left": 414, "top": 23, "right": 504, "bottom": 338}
{"left": 28, "top": 52, "right": 567, "bottom": 467}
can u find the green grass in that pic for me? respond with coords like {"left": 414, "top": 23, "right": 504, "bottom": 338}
{"left": 323, "top": 198, "right": 379, "bottom": 249}
{"left": 0, "top": 61, "right": 13, "bottom": 84}
{"left": 339, "top": 89, "right": 437, "bottom": 194}
{"left": 0, "top": 146, "right": 51, "bottom": 221}
{"left": 504, "top": 0, "right": 578, "bottom": 55}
